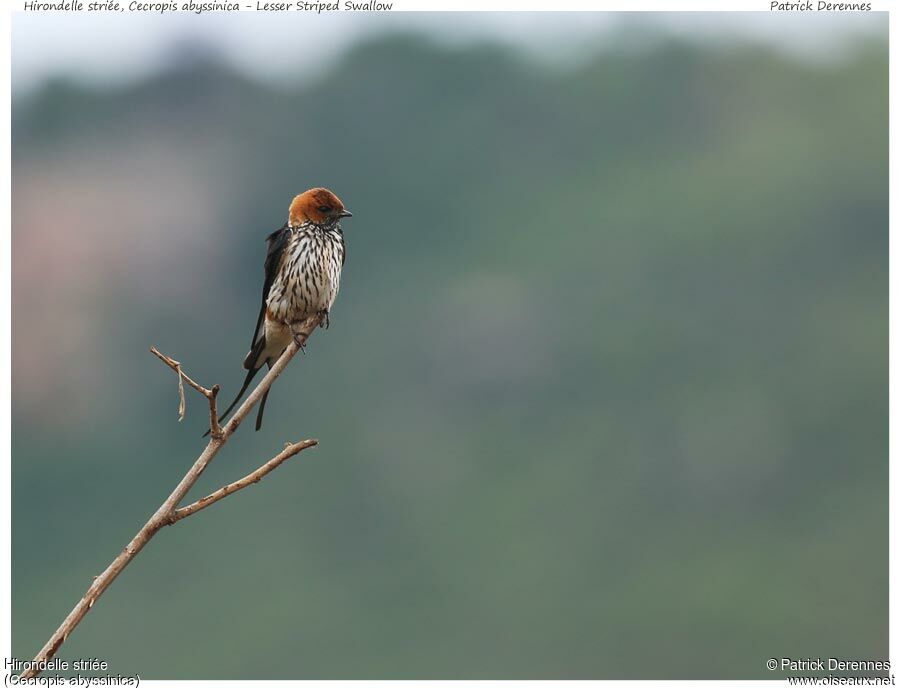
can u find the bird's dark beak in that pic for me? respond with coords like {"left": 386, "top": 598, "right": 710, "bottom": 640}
{"left": 340, "top": 210, "right": 353, "bottom": 218}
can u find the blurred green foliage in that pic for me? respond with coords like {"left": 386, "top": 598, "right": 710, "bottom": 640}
{"left": 12, "top": 32, "right": 887, "bottom": 678}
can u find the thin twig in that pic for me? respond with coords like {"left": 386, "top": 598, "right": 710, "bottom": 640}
{"left": 21, "top": 313, "right": 324, "bottom": 679}
{"left": 170, "top": 439, "right": 318, "bottom": 523}
{"left": 207, "top": 384, "right": 221, "bottom": 439}
{"left": 149, "top": 347, "right": 214, "bottom": 397}
{"left": 151, "top": 346, "right": 226, "bottom": 437}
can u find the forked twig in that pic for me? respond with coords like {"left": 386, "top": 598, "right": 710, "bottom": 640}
{"left": 150, "top": 347, "right": 223, "bottom": 437}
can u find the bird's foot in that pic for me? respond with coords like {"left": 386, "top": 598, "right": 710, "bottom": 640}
{"left": 291, "top": 328, "right": 308, "bottom": 352}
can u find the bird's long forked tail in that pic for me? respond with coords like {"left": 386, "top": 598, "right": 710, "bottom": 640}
{"left": 202, "top": 333, "right": 272, "bottom": 437}
{"left": 255, "top": 388, "right": 271, "bottom": 431}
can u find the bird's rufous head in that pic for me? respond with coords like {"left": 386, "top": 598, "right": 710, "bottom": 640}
{"left": 289, "top": 188, "right": 352, "bottom": 226}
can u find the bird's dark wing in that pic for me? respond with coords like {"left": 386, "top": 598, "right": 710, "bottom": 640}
{"left": 249, "top": 223, "right": 290, "bottom": 349}
{"left": 204, "top": 224, "right": 291, "bottom": 437}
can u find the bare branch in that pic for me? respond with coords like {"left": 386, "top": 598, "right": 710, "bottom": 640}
{"left": 207, "top": 384, "right": 222, "bottom": 439}
{"left": 170, "top": 439, "right": 318, "bottom": 523}
{"left": 21, "top": 313, "right": 324, "bottom": 680}
{"left": 150, "top": 346, "right": 215, "bottom": 397}
{"left": 150, "top": 346, "right": 225, "bottom": 436}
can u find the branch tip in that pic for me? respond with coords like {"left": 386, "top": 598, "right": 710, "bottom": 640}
{"left": 170, "top": 438, "right": 319, "bottom": 524}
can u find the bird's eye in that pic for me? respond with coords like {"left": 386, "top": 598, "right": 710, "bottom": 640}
{"left": 318, "top": 205, "right": 332, "bottom": 213}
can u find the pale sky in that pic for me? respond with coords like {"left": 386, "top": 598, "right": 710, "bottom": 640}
{"left": 12, "top": 11, "right": 887, "bottom": 94}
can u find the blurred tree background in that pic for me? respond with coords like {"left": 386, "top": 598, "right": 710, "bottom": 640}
{"left": 11, "top": 19, "right": 887, "bottom": 679}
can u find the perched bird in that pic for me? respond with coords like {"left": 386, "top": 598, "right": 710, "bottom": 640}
{"left": 209, "top": 188, "right": 352, "bottom": 433}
